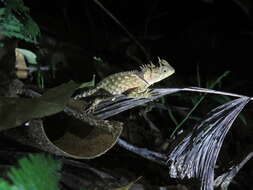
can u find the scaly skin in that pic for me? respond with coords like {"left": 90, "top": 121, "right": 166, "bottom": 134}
{"left": 74, "top": 57, "right": 175, "bottom": 100}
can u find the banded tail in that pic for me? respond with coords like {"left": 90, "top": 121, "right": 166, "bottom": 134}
{"left": 73, "top": 86, "right": 100, "bottom": 100}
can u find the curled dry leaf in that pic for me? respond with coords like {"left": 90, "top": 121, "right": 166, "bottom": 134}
{"left": 0, "top": 81, "right": 79, "bottom": 130}
{"left": 1, "top": 81, "right": 123, "bottom": 159}
{"left": 3, "top": 117, "right": 123, "bottom": 159}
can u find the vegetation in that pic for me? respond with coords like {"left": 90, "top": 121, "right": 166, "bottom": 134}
{"left": 0, "top": 0, "right": 40, "bottom": 44}
{"left": 0, "top": 0, "right": 253, "bottom": 190}
{"left": 0, "top": 154, "right": 61, "bottom": 190}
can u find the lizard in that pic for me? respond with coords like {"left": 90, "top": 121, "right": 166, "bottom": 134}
{"left": 73, "top": 57, "right": 175, "bottom": 111}
{"left": 74, "top": 57, "right": 175, "bottom": 100}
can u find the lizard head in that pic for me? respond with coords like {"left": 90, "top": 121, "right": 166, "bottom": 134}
{"left": 140, "top": 57, "right": 175, "bottom": 85}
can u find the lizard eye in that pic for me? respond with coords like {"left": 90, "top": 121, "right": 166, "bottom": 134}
{"left": 163, "top": 69, "right": 167, "bottom": 72}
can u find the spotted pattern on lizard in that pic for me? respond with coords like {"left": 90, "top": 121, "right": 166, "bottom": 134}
{"left": 74, "top": 57, "right": 175, "bottom": 100}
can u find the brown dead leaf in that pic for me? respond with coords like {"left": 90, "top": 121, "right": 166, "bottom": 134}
{"left": 0, "top": 81, "right": 78, "bottom": 130}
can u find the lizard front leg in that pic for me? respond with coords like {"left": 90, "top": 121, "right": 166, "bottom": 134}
{"left": 126, "top": 87, "right": 154, "bottom": 99}
{"left": 85, "top": 98, "right": 104, "bottom": 113}
{"left": 85, "top": 96, "right": 116, "bottom": 113}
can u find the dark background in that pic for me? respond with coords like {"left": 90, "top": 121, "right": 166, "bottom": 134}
{"left": 24, "top": 0, "right": 253, "bottom": 86}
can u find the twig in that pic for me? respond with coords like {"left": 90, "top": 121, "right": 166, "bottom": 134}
{"left": 215, "top": 152, "right": 253, "bottom": 189}
{"left": 117, "top": 138, "right": 168, "bottom": 165}
{"left": 92, "top": 0, "right": 151, "bottom": 62}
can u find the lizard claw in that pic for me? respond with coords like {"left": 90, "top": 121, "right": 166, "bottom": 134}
{"left": 84, "top": 107, "right": 95, "bottom": 114}
{"left": 83, "top": 98, "right": 103, "bottom": 114}
{"left": 149, "top": 90, "right": 160, "bottom": 97}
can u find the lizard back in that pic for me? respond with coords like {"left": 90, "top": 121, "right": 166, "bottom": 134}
{"left": 73, "top": 70, "right": 148, "bottom": 99}
{"left": 97, "top": 71, "right": 149, "bottom": 95}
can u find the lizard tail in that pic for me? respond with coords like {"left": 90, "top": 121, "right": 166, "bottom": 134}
{"left": 73, "top": 87, "right": 100, "bottom": 100}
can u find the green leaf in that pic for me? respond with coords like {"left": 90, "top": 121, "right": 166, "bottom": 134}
{"left": 78, "top": 74, "right": 96, "bottom": 88}
{"left": 93, "top": 56, "right": 103, "bottom": 63}
{"left": 7, "top": 154, "right": 61, "bottom": 190}
{"left": 0, "top": 181, "right": 19, "bottom": 190}
{"left": 0, "top": 8, "right": 5, "bottom": 16}
{"left": 0, "top": 0, "right": 40, "bottom": 44}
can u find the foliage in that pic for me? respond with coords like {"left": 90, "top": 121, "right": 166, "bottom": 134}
{"left": 0, "top": 154, "right": 61, "bottom": 190}
{"left": 78, "top": 74, "right": 96, "bottom": 88}
{"left": 168, "top": 97, "right": 250, "bottom": 190}
{"left": 170, "top": 71, "right": 230, "bottom": 138}
{"left": 0, "top": 0, "right": 40, "bottom": 43}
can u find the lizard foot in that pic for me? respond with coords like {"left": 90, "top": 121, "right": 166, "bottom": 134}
{"left": 84, "top": 98, "right": 103, "bottom": 114}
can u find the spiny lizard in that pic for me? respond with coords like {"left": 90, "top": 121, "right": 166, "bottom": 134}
{"left": 74, "top": 57, "right": 175, "bottom": 100}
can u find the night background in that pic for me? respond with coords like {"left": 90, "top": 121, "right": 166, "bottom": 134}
{"left": 1, "top": 0, "right": 253, "bottom": 189}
